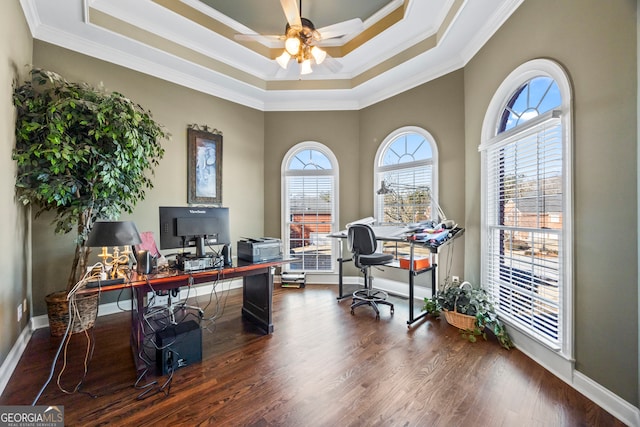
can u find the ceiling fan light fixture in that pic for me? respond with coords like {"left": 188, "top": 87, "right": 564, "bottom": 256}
{"left": 300, "top": 59, "right": 313, "bottom": 75}
{"left": 311, "top": 46, "right": 326, "bottom": 65}
{"left": 276, "top": 51, "right": 291, "bottom": 69}
{"left": 285, "top": 36, "right": 300, "bottom": 55}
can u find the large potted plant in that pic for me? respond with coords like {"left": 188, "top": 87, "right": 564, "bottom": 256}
{"left": 13, "top": 68, "right": 167, "bottom": 335}
{"left": 423, "top": 281, "right": 514, "bottom": 349}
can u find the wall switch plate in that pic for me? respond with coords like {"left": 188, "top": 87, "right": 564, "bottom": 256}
{"left": 17, "top": 304, "right": 23, "bottom": 322}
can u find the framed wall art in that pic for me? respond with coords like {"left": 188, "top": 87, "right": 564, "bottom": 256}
{"left": 187, "top": 125, "right": 223, "bottom": 205}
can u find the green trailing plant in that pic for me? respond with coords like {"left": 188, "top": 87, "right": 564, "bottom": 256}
{"left": 12, "top": 68, "right": 168, "bottom": 293}
{"left": 423, "top": 281, "right": 514, "bottom": 350}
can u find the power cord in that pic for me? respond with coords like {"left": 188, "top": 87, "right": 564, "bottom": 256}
{"left": 32, "top": 265, "right": 105, "bottom": 405}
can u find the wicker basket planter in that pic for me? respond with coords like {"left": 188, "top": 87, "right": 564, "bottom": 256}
{"left": 442, "top": 309, "right": 479, "bottom": 331}
{"left": 424, "top": 281, "right": 514, "bottom": 349}
{"left": 45, "top": 291, "right": 99, "bottom": 337}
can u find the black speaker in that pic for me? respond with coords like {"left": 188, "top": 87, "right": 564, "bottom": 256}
{"left": 136, "top": 250, "right": 151, "bottom": 274}
{"left": 156, "top": 320, "right": 202, "bottom": 375}
{"left": 222, "top": 244, "right": 232, "bottom": 266}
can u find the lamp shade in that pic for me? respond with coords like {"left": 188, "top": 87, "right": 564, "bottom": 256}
{"left": 86, "top": 221, "right": 142, "bottom": 247}
{"left": 311, "top": 46, "right": 326, "bottom": 64}
{"left": 376, "top": 180, "right": 393, "bottom": 195}
{"left": 300, "top": 59, "right": 313, "bottom": 75}
{"left": 285, "top": 36, "right": 300, "bottom": 55}
{"left": 276, "top": 51, "right": 291, "bottom": 69}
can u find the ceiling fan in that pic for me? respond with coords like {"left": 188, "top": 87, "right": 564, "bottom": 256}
{"left": 235, "top": 0, "right": 364, "bottom": 74}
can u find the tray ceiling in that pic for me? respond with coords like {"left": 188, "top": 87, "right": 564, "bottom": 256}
{"left": 20, "top": 0, "right": 523, "bottom": 111}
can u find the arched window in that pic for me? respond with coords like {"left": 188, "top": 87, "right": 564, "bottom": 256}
{"left": 282, "top": 142, "right": 339, "bottom": 272}
{"left": 374, "top": 127, "right": 439, "bottom": 224}
{"left": 479, "top": 59, "right": 573, "bottom": 357}
{"left": 374, "top": 127, "right": 438, "bottom": 259}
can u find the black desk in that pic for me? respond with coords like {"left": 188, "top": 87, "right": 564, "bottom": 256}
{"left": 82, "top": 259, "right": 294, "bottom": 375}
{"left": 331, "top": 227, "right": 464, "bottom": 326}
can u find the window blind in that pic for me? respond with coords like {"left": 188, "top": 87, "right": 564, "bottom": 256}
{"left": 285, "top": 174, "right": 334, "bottom": 271}
{"left": 376, "top": 165, "right": 433, "bottom": 224}
{"left": 482, "top": 115, "right": 563, "bottom": 348}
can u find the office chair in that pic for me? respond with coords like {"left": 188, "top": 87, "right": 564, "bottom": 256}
{"left": 347, "top": 224, "right": 395, "bottom": 319}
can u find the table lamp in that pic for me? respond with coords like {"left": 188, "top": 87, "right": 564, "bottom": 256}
{"left": 86, "top": 221, "right": 142, "bottom": 279}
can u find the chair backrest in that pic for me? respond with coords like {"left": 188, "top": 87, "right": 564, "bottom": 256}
{"left": 347, "top": 224, "right": 377, "bottom": 256}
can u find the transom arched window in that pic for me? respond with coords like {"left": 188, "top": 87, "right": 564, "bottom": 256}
{"left": 499, "top": 76, "right": 561, "bottom": 133}
{"left": 282, "top": 142, "right": 339, "bottom": 273}
{"left": 480, "top": 59, "right": 573, "bottom": 357}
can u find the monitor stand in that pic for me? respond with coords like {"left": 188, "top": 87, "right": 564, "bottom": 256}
{"left": 195, "top": 236, "right": 206, "bottom": 258}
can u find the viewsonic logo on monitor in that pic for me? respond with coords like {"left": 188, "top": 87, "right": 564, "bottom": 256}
{"left": 189, "top": 209, "right": 207, "bottom": 214}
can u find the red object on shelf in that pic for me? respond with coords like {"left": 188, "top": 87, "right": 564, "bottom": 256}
{"left": 399, "top": 256, "right": 431, "bottom": 270}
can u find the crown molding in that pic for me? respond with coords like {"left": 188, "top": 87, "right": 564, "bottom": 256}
{"left": 21, "top": 0, "right": 524, "bottom": 111}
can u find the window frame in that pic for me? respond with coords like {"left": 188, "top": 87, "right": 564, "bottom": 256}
{"left": 480, "top": 59, "right": 573, "bottom": 359}
{"left": 281, "top": 141, "right": 339, "bottom": 273}
{"left": 373, "top": 126, "right": 440, "bottom": 224}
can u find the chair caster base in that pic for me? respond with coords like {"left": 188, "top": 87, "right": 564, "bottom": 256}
{"left": 350, "top": 296, "right": 394, "bottom": 319}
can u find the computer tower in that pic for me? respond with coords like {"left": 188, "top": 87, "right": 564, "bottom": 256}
{"left": 155, "top": 320, "right": 202, "bottom": 375}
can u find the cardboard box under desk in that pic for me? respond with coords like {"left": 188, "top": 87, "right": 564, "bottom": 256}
{"left": 399, "top": 256, "right": 431, "bottom": 270}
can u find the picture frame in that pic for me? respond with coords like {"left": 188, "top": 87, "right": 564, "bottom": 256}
{"left": 187, "top": 126, "right": 223, "bottom": 205}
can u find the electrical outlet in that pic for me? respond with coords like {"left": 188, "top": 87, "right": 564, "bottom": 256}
{"left": 452, "top": 276, "right": 460, "bottom": 284}
{"left": 17, "top": 304, "right": 23, "bottom": 322}
{"left": 148, "top": 291, "right": 169, "bottom": 308}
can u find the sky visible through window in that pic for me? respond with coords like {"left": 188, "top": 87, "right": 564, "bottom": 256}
{"left": 289, "top": 149, "right": 332, "bottom": 170}
{"left": 499, "top": 77, "right": 561, "bottom": 133}
{"left": 381, "top": 133, "right": 432, "bottom": 166}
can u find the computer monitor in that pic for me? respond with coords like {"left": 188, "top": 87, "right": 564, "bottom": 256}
{"left": 159, "top": 206, "right": 230, "bottom": 257}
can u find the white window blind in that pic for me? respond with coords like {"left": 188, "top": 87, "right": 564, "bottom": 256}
{"left": 285, "top": 170, "right": 335, "bottom": 272}
{"left": 376, "top": 166, "right": 433, "bottom": 224}
{"left": 482, "top": 114, "right": 564, "bottom": 348}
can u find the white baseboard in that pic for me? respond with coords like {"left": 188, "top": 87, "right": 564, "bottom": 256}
{"left": 573, "top": 371, "right": 640, "bottom": 427}
{"left": 0, "top": 324, "right": 34, "bottom": 396}
{"left": 298, "top": 273, "right": 432, "bottom": 301}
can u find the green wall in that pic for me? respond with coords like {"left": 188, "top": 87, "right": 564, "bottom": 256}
{"left": 0, "top": 0, "right": 32, "bottom": 368}
{"left": 30, "top": 41, "right": 265, "bottom": 316}
{"left": 464, "top": 0, "right": 638, "bottom": 404}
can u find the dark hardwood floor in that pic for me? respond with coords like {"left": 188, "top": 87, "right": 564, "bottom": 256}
{"left": 1, "top": 284, "right": 624, "bottom": 426}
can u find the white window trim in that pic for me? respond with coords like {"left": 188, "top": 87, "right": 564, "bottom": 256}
{"left": 480, "top": 58, "right": 574, "bottom": 362}
{"left": 281, "top": 141, "right": 340, "bottom": 273}
{"left": 373, "top": 126, "right": 440, "bottom": 220}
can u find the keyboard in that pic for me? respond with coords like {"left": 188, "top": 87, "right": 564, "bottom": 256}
{"left": 86, "top": 277, "right": 125, "bottom": 288}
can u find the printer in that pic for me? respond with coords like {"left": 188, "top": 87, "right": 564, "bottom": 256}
{"left": 237, "top": 237, "right": 283, "bottom": 262}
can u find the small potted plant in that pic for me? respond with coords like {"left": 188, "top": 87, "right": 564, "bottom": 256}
{"left": 423, "top": 281, "right": 514, "bottom": 349}
{"left": 13, "top": 68, "right": 168, "bottom": 335}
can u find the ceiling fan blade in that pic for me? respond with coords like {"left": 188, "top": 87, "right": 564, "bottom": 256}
{"left": 322, "top": 55, "right": 343, "bottom": 73}
{"left": 317, "top": 18, "right": 363, "bottom": 39}
{"left": 235, "top": 33, "right": 284, "bottom": 44}
{"left": 280, "top": 0, "right": 302, "bottom": 29}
